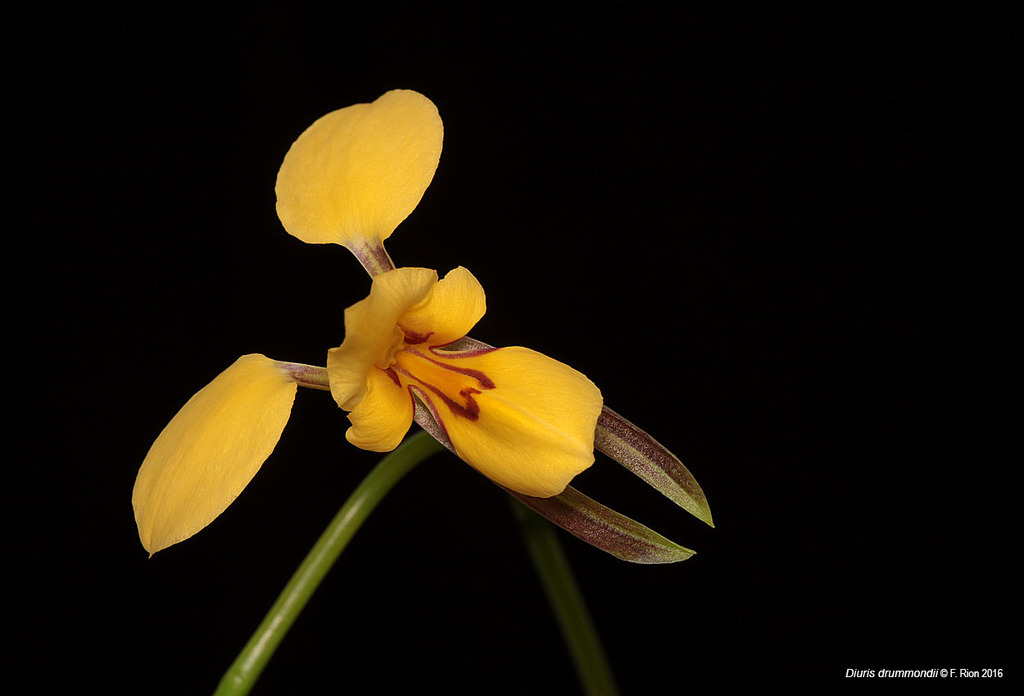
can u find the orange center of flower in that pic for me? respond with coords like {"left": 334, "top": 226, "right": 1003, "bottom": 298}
{"left": 390, "top": 347, "right": 494, "bottom": 421}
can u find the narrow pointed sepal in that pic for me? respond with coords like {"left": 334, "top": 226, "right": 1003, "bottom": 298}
{"left": 132, "top": 354, "right": 297, "bottom": 555}
{"left": 509, "top": 487, "right": 695, "bottom": 564}
{"left": 595, "top": 407, "right": 714, "bottom": 527}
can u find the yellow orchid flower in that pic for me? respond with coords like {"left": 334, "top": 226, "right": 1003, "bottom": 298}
{"left": 133, "top": 89, "right": 710, "bottom": 561}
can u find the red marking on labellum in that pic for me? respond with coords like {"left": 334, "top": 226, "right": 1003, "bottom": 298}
{"left": 408, "top": 350, "right": 495, "bottom": 389}
{"left": 401, "top": 328, "right": 434, "bottom": 344}
{"left": 382, "top": 367, "right": 401, "bottom": 386}
{"left": 392, "top": 349, "right": 496, "bottom": 421}
{"left": 427, "top": 384, "right": 482, "bottom": 420}
{"left": 394, "top": 368, "right": 483, "bottom": 421}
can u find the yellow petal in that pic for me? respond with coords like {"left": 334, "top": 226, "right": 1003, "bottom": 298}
{"left": 275, "top": 89, "right": 443, "bottom": 248}
{"left": 428, "top": 347, "right": 603, "bottom": 497}
{"left": 132, "top": 354, "right": 297, "bottom": 555}
{"left": 399, "top": 266, "right": 486, "bottom": 347}
{"left": 327, "top": 267, "right": 437, "bottom": 410}
{"left": 345, "top": 367, "right": 414, "bottom": 451}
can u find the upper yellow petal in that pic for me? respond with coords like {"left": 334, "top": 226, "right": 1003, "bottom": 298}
{"left": 327, "top": 267, "right": 437, "bottom": 410}
{"left": 399, "top": 266, "right": 486, "bottom": 347}
{"left": 427, "top": 347, "right": 603, "bottom": 497}
{"left": 275, "top": 89, "right": 443, "bottom": 248}
{"left": 132, "top": 354, "right": 297, "bottom": 555}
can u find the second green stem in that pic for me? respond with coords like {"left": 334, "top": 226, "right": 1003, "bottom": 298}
{"left": 512, "top": 500, "right": 620, "bottom": 696}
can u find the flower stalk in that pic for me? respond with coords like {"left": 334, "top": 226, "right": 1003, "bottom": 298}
{"left": 212, "top": 432, "right": 443, "bottom": 696}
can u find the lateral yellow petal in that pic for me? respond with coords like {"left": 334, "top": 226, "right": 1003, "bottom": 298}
{"left": 399, "top": 266, "right": 486, "bottom": 347}
{"left": 327, "top": 267, "right": 437, "bottom": 410}
{"left": 275, "top": 89, "right": 443, "bottom": 248}
{"left": 132, "top": 354, "right": 297, "bottom": 555}
{"left": 432, "top": 347, "right": 603, "bottom": 497}
{"left": 345, "top": 367, "right": 414, "bottom": 451}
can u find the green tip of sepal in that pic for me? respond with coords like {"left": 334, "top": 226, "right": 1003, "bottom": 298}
{"left": 509, "top": 486, "right": 696, "bottom": 564}
{"left": 595, "top": 407, "right": 714, "bottom": 527}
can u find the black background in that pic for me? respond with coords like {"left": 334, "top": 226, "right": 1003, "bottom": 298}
{"left": 11, "top": 4, "right": 1016, "bottom": 694}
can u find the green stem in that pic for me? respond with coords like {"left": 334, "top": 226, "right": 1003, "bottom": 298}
{"left": 511, "top": 500, "right": 620, "bottom": 696}
{"left": 213, "top": 431, "right": 443, "bottom": 696}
